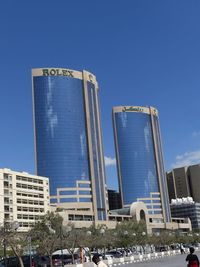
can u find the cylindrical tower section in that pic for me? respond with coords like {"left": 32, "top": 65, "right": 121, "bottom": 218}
{"left": 112, "top": 106, "right": 171, "bottom": 222}
{"left": 32, "top": 68, "right": 108, "bottom": 222}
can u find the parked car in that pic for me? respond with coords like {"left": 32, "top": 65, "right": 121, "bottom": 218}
{"left": 33, "top": 255, "right": 50, "bottom": 267}
{"left": 0, "top": 256, "right": 32, "bottom": 267}
{"left": 155, "top": 245, "right": 168, "bottom": 252}
{"left": 90, "top": 252, "right": 103, "bottom": 261}
{"left": 125, "top": 249, "right": 132, "bottom": 256}
{"left": 52, "top": 254, "right": 79, "bottom": 266}
{"left": 106, "top": 250, "right": 123, "bottom": 258}
{"left": 0, "top": 255, "right": 50, "bottom": 267}
{"left": 103, "top": 254, "right": 113, "bottom": 260}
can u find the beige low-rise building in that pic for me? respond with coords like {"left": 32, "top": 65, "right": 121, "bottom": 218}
{"left": 0, "top": 168, "right": 50, "bottom": 231}
{"left": 51, "top": 200, "right": 191, "bottom": 234}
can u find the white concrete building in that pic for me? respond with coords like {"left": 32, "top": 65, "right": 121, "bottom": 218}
{"left": 0, "top": 168, "right": 50, "bottom": 231}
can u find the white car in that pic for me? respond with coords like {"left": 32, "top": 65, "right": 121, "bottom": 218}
{"left": 104, "top": 254, "right": 114, "bottom": 260}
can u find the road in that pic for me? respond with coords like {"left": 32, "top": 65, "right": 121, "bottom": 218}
{"left": 122, "top": 253, "right": 200, "bottom": 267}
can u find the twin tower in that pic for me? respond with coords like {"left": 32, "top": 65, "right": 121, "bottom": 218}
{"left": 32, "top": 68, "right": 171, "bottom": 224}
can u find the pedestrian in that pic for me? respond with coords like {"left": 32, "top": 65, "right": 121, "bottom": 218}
{"left": 92, "top": 254, "right": 108, "bottom": 267}
{"left": 180, "top": 243, "right": 185, "bottom": 254}
{"left": 186, "top": 247, "right": 199, "bottom": 267}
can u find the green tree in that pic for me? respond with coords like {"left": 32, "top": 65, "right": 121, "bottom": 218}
{"left": 149, "top": 231, "right": 173, "bottom": 249}
{"left": 30, "top": 212, "right": 63, "bottom": 267}
{"left": 0, "top": 222, "right": 29, "bottom": 267}
{"left": 81, "top": 224, "right": 115, "bottom": 258}
{"left": 61, "top": 225, "right": 86, "bottom": 263}
{"left": 114, "top": 220, "right": 147, "bottom": 249}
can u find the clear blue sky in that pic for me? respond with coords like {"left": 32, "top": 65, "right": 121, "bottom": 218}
{"left": 1, "top": 1, "right": 200, "bottom": 190}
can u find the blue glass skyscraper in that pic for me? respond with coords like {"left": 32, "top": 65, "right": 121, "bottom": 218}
{"left": 113, "top": 106, "right": 171, "bottom": 222}
{"left": 32, "top": 68, "right": 108, "bottom": 222}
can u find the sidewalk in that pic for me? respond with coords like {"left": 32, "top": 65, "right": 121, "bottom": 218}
{"left": 65, "top": 249, "right": 191, "bottom": 267}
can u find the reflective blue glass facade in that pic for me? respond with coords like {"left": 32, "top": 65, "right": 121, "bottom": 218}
{"left": 113, "top": 106, "right": 171, "bottom": 222}
{"left": 32, "top": 69, "right": 108, "bottom": 221}
{"left": 114, "top": 111, "right": 159, "bottom": 203}
{"left": 33, "top": 76, "right": 90, "bottom": 196}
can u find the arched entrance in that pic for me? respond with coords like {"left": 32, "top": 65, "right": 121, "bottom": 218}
{"left": 140, "top": 209, "right": 146, "bottom": 221}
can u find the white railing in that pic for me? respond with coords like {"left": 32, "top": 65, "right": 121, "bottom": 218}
{"left": 64, "top": 248, "right": 193, "bottom": 267}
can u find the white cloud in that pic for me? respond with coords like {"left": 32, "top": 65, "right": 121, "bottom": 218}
{"left": 104, "top": 156, "right": 116, "bottom": 167}
{"left": 171, "top": 150, "right": 200, "bottom": 168}
{"left": 192, "top": 131, "right": 200, "bottom": 137}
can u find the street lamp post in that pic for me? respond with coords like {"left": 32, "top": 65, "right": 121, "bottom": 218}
{"left": 86, "top": 231, "right": 92, "bottom": 262}
{"left": 142, "top": 232, "right": 146, "bottom": 236}
{"left": 132, "top": 232, "right": 136, "bottom": 249}
{"left": 63, "top": 226, "right": 72, "bottom": 263}
{"left": 141, "top": 232, "right": 146, "bottom": 254}
{"left": 60, "top": 226, "right": 64, "bottom": 267}
{"left": 123, "top": 231, "right": 129, "bottom": 256}
{"left": 99, "top": 228, "right": 105, "bottom": 257}
{"left": 27, "top": 236, "right": 32, "bottom": 267}
{"left": 3, "top": 238, "right": 7, "bottom": 267}
{"left": 124, "top": 230, "right": 128, "bottom": 236}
